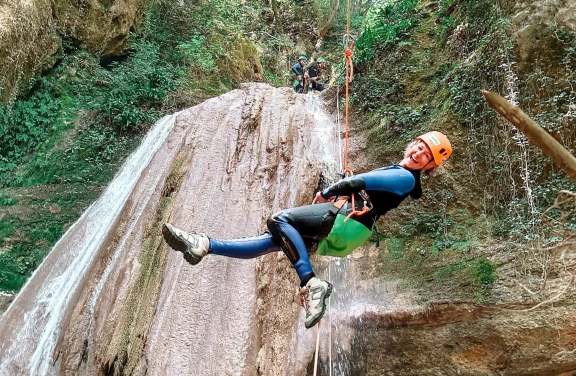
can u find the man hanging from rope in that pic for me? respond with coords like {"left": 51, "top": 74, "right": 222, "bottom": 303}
{"left": 291, "top": 55, "right": 308, "bottom": 93}
{"left": 162, "top": 132, "right": 452, "bottom": 329}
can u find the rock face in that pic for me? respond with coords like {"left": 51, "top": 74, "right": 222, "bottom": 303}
{"left": 0, "top": 83, "right": 337, "bottom": 375}
{"left": 511, "top": 0, "right": 576, "bottom": 69}
{"left": 0, "top": 0, "right": 144, "bottom": 103}
{"left": 0, "top": 82, "right": 575, "bottom": 376}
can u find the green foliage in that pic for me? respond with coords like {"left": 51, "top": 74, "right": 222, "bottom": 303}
{"left": 434, "top": 258, "right": 495, "bottom": 294}
{"left": 87, "top": 42, "right": 184, "bottom": 132}
{"left": 470, "top": 258, "right": 496, "bottom": 285}
{"left": 0, "top": 242, "right": 46, "bottom": 292}
{"left": 355, "top": 0, "right": 420, "bottom": 61}
{"left": 178, "top": 36, "right": 220, "bottom": 73}
{"left": 431, "top": 238, "right": 471, "bottom": 255}
{"left": 400, "top": 212, "right": 445, "bottom": 238}
{"left": 435, "top": 262, "right": 466, "bottom": 279}
{"left": 387, "top": 237, "right": 405, "bottom": 259}
{"left": 0, "top": 79, "right": 63, "bottom": 174}
{"left": 0, "top": 215, "right": 17, "bottom": 239}
{"left": 0, "top": 195, "right": 17, "bottom": 206}
{"left": 16, "top": 127, "right": 137, "bottom": 186}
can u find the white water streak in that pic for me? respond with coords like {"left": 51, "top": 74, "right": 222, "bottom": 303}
{"left": 305, "top": 94, "right": 340, "bottom": 179}
{"left": 0, "top": 114, "right": 176, "bottom": 376}
{"left": 502, "top": 58, "right": 538, "bottom": 218}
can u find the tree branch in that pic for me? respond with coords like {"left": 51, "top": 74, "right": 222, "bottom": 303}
{"left": 482, "top": 90, "right": 576, "bottom": 183}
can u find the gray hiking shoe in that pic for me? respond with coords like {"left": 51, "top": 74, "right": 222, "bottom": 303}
{"left": 162, "top": 223, "right": 210, "bottom": 265}
{"left": 300, "top": 277, "right": 333, "bottom": 329}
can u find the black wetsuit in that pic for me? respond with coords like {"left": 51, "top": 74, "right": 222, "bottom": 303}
{"left": 306, "top": 62, "right": 326, "bottom": 92}
{"left": 208, "top": 166, "right": 422, "bottom": 285}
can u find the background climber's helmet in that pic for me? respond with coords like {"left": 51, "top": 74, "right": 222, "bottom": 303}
{"left": 299, "top": 55, "right": 308, "bottom": 61}
{"left": 316, "top": 57, "right": 327, "bottom": 63}
{"left": 417, "top": 131, "right": 452, "bottom": 166}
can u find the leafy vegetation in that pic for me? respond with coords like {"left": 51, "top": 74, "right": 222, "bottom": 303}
{"left": 1, "top": 0, "right": 574, "bottom": 308}
{"left": 0, "top": 0, "right": 352, "bottom": 293}
{"left": 354, "top": 0, "right": 576, "bottom": 301}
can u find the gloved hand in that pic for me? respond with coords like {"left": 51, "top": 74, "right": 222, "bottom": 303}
{"left": 315, "top": 192, "right": 334, "bottom": 203}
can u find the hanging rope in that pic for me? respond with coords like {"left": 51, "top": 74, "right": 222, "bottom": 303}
{"left": 342, "top": 19, "right": 370, "bottom": 222}
{"left": 313, "top": 320, "right": 322, "bottom": 376}
{"left": 343, "top": 47, "right": 353, "bottom": 173}
{"left": 328, "top": 264, "right": 333, "bottom": 376}
{"left": 336, "top": 86, "right": 343, "bottom": 172}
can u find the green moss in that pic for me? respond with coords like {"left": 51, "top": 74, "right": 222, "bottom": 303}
{"left": 435, "top": 262, "right": 467, "bottom": 279}
{"left": 0, "top": 215, "right": 17, "bottom": 239}
{"left": 387, "top": 237, "right": 405, "bottom": 259}
{"left": 470, "top": 258, "right": 496, "bottom": 285}
{"left": 0, "top": 195, "right": 17, "bottom": 206}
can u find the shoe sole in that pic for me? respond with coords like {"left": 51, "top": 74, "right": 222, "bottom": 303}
{"left": 305, "top": 283, "right": 333, "bottom": 329}
{"left": 162, "top": 224, "right": 201, "bottom": 265}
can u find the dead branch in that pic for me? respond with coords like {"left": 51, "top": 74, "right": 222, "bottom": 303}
{"left": 482, "top": 90, "right": 576, "bottom": 183}
{"left": 538, "top": 241, "right": 576, "bottom": 252}
{"left": 543, "top": 190, "right": 576, "bottom": 217}
{"left": 515, "top": 279, "right": 541, "bottom": 295}
{"left": 520, "top": 272, "right": 575, "bottom": 312}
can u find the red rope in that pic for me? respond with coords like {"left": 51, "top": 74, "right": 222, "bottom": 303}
{"left": 342, "top": 46, "right": 369, "bottom": 222}
{"left": 344, "top": 48, "right": 353, "bottom": 172}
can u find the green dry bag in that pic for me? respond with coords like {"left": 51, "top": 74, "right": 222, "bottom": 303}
{"left": 293, "top": 79, "right": 301, "bottom": 91}
{"left": 317, "top": 214, "right": 373, "bottom": 257}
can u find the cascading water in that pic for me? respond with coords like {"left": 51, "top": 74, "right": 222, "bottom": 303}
{"left": 305, "top": 93, "right": 340, "bottom": 178}
{"left": 0, "top": 114, "right": 177, "bottom": 376}
{"left": 303, "top": 93, "right": 376, "bottom": 376}
{"left": 304, "top": 92, "right": 365, "bottom": 376}
{"left": 0, "top": 84, "right": 374, "bottom": 376}
{"left": 501, "top": 51, "right": 538, "bottom": 226}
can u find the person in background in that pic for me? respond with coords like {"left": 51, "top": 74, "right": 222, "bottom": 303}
{"left": 305, "top": 57, "right": 328, "bottom": 92}
{"left": 291, "top": 55, "right": 308, "bottom": 93}
{"left": 162, "top": 132, "right": 453, "bottom": 329}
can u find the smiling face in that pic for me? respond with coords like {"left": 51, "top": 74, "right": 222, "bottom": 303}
{"left": 399, "top": 140, "right": 435, "bottom": 171}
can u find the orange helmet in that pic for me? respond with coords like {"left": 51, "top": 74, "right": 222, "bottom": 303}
{"left": 417, "top": 131, "right": 452, "bottom": 166}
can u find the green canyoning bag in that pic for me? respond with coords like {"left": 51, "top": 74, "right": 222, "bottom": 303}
{"left": 317, "top": 213, "right": 373, "bottom": 258}
{"left": 293, "top": 79, "right": 301, "bottom": 90}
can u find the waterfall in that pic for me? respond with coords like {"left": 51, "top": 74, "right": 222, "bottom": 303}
{"left": 305, "top": 93, "right": 340, "bottom": 179}
{"left": 0, "top": 84, "right": 354, "bottom": 376}
{"left": 0, "top": 114, "right": 177, "bottom": 376}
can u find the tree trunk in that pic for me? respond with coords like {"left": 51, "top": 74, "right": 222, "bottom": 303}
{"left": 318, "top": 0, "right": 340, "bottom": 40}
{"left": 482, "top": 90, "right": 576, "bottom": 183}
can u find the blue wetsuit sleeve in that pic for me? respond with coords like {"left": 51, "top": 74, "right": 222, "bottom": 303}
{"left": 321, "top": 168, "right": 415, "bottom": 198}
{"left": 292, "top": 63, "right": 301, "bottom": 75}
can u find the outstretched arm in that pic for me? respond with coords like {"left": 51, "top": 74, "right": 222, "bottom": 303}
{"left": 319, "top": 168, "right": 416, "bottom": 200}
{"left": 320, "top": 176, "right": 366, "bottom": 199}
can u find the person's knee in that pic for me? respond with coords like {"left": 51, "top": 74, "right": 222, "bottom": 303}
{"left": 267, "top": 211, "right": 285, "bottom": 233}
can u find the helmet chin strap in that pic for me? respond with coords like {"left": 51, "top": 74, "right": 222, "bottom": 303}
{"left": 422, "top": 160, "right": 438, "bottom": 172}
